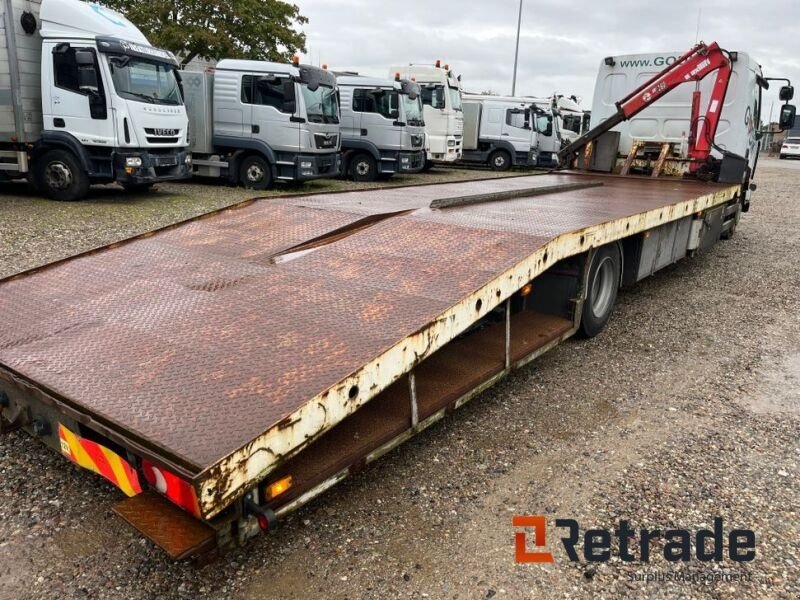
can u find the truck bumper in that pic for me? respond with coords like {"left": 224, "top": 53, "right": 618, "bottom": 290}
{"left": 114, "top": 149, "right": 192, "bottom": 184}
{"left": 288, "top": 152, "right": 340, "bottom": 182}
{"left": 397, "top": 150, "right": 426, "bottom": 173}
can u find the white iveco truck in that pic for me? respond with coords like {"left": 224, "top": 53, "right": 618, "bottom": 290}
{"left": 182, "top": 59, "right": 340, "bottom": 189}
{"left": 390, "top": 61, "right": 463, "bottom": 168}
{"left": 460, "top": 94, "right": 539, "bottom": 170}
{"left": 336, "top": 74, "right": 425, "bottom": 181}
{"left": 0, "top": 0, "right": 190, "bottom": 200}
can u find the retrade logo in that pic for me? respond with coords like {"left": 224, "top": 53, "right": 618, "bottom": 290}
{"left": 514, "top": 517, "right": 756, "bottom": 563}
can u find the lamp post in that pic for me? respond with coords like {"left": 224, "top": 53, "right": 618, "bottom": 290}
{"left": 511, "top": 0, "right": 523, "bottom": 95}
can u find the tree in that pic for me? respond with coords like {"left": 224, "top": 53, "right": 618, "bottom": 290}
{"left": 100, "top": 0, "right": 308, "bottom": 67}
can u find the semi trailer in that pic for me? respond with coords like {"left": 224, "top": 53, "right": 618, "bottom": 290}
{"left": 0, "top": 0, "right": 190, "bottom": 200}
{"left": 0, "top": 42, "right": 794, "bottom": 560}
{"left": 390, "top": 61, "right": 463, "bottom": 168}
{"left": 182, "top": 58, "right": 340, "bottom": 189}
{"left": 460, "top": 94, "right": 539, "bottom": 170}
{"left": 336, "top": 74, "right": 425, "bottom": 181}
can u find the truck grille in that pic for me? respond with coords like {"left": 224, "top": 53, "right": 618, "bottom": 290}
{"left": 314, "top": 133, "right": 338, "bottom": 149}
{"left": 411, "top": 134, "right": 424, "bottom": 148}
{"left": 145, "top": 128, "right": 181, "bottom": 144}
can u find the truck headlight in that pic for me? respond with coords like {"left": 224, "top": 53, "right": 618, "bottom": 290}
{"left": 125, "top": 157, "right": 143, "bottom": 168}
{"left": 400, "top": 156, "right": 410, "bottom": 164}
{"left": 185, "top": 155, "right": 192, "bottom": 166}
{"left": 300, "top": 161, "right": 313, "bottom": 169}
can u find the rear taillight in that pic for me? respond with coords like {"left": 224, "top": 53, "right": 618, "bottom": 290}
{"left": 141, "top": 460, "right": 200, "bottom": 517}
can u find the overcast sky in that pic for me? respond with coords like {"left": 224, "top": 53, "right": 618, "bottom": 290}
{"left": 295, "top": 0, "right": 799, "bottom": 122}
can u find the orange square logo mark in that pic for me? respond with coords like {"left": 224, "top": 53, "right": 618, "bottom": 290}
{"left": 513, "top": 516, "right": 555, "bottom": 563}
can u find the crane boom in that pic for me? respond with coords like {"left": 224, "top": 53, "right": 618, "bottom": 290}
{"left": 558, "top": 42, "right": 733, "bottom": 174}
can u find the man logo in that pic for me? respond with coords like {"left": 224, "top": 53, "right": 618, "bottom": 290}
{"left": 512, "top": 516, "right": 554, "bottom": 563}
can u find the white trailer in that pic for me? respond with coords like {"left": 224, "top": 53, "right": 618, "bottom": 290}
{"left": 389, "top": 62, "right": 463, "bottom": 167}
{"left": 182, "top": 59, "right": 340, "bottom": 189}
{"left": 460, "top": 94, "right": 538, "bottom": 170}
{"left": 336, "top": 74, "right": 425, "bottom": 181}
{"left": 0, "top": 0, "right": 190, "bottom": 200}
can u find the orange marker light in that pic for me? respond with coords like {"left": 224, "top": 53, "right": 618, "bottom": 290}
{"left": 322, "top": 63, "right": 328, "bottom": 70}
{"left": 520, "top": 283, "right": 533, "bottom": 297}
{"left": 435, "top": 59, "right": 441, "bottom": 68}
{"left": 292, "top": 55, "right": 300, "bottom": 66}
{"left": 265, "top": 475, "right": 293, "bottom": 501}
{"left": 444, "top": 63, "right": 449, "bottom": 70}
{"left": 395, "top": 71, "right": 401, "bottom": 81}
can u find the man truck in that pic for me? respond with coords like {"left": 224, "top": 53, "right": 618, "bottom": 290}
{"left": 182, "top": 58, "right": 340, "bottom": 189}
{"left": 460, "top": 94, "right": 539, "bottom": 170}
{"left": 0, "top": 0, "right": 190, "bottom": 200}
{"left": 0, "top": 41, "right": 794, "bottom": 560}
{"left": 336, "top": 73, "right": 425, "bottom": 181}
{"left": 390, "top": 61, "right": 463, "bottom": 168}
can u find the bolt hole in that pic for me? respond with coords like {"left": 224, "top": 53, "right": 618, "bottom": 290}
{"left": 495, "top": 289, "right": 501, "bottom": 298}
{"left": 626, "top": 223, "right": 630, "bottom": 230}
{"left": 543, "top": 252, "right": 548, "bottom": 263}
{"left": 475, "top": 298, "right": 483, "bottom": 312}
{"left": 579, "top": 235, "right": 585, "bottom": 245}
{"left": 348, "top": 385, "right": 359, "bottom": 399}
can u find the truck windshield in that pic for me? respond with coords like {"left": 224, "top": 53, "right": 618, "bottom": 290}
{"left": 421, "top": 85, "right": 445, "bottom": 109}
{"left": 401, "top": 93, "right": 424, "bottom": 126}
{"left": 448, "top": 86, "right": 462, "bottom": 111}
{"left": 302, "top": 84, "right": 339, "bottom": 124}
{"left": 107, "top": 58, "right": 182, "bottom": 105}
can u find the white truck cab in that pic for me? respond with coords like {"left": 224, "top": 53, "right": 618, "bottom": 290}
{"left": 0, "top": 0, "right": 190, "bottom": 200}
{"left": 183, "top": 59, "right": 340, "bottom": 188}
{"left": 336, "top": 74, "right": 426, "bottom": 181}
{"left": 389, "top": 62, "right": 463, "bottom": 167}
{"left": 461, "top": 94, "right": 538, "bottom": 170}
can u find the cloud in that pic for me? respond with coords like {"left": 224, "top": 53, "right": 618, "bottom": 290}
{"left": 296, "top": 0, "right": 798, "bottom": 120}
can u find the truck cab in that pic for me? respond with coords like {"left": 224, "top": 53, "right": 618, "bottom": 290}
{"left": 336, "top": 74, "right": 426, "bottom": 181}
{"left": 461, "top": 94, "right": 539, "bottom": 170}
{"left": 184, "top": 59, "right": 340, "bottom": 188}
{"left": 390, "top": 62, "right": 463, "bottom": 167}
{"left": 0, "top": 0, "right": 191, "bottom": 200}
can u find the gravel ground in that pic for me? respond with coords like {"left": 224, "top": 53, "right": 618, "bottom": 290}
{"left": 0, "top": 159, "right": 798, "bottom": 599}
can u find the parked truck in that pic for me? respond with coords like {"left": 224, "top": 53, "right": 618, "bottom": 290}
{"left": 0, "top": 41, "right": 794, "bottom": 560}
{"left": 336, "top": 74, "right": 425, "bottom": 181}
{"left": 182, "top": 58, "right": 340, "bottom": 189}
{"left": 0, "top": 0, "right": 190, "bottom": 200}
{"left": 390, "top": 61, "right": 463, "bottom": 168}
{"left": 460, "top": 94, "right": 539, "bottom": 170}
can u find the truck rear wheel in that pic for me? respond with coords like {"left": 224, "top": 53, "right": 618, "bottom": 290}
{"left": 489, "top": 149, "right": 511, "bottom": 171}
{"left": 238, "top": 155, "right": 273, "bottom": 190}
{"left": 34, "top": 149, "right": 89, "bottom": 201}
{"left": 580, "top": 244, "right": 621, "bottom": 337}
{"left": 350, "top": 153, "right": 377, "bottom": 182}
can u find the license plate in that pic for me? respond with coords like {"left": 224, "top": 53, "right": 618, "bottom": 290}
{"left": 153, "top": 155, "right": 178, "bottom": 167}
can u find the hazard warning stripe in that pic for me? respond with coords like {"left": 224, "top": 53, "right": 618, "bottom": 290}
{"left": 58, "top": 424, "right": 142, "bottom": 497}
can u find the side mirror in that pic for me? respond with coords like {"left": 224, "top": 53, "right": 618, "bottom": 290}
{"left": 74, "top": 50, "right": 95, "bottom": 66}
{"left": 779, "top": 104, "right": 796, "bottom": 130}
{"left": 779, "top": 85, "right": 794, "bottom": 102}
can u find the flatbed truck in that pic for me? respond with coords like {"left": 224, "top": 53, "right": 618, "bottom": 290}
{"left": 0, "top": 42, "right": 794, "bottom": 560}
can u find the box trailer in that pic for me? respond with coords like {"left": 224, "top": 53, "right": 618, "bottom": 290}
{"left": 182, "top": 59, "right": 340, "bottom": 189}
{"left": 0, "top": 42, "right": 793, "bottom": 560}
{"left": 0, "top": 0, "right": 190, "bottom": 200}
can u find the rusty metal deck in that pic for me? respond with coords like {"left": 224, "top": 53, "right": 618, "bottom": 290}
{"left": 0, "top": 173, "right": 738, "bottom": 517}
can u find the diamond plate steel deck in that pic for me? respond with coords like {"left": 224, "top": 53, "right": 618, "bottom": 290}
{"left": 0, "top": 173, "right": 738, "bottom": 517}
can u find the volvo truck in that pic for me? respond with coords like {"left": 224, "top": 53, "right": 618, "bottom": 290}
{"left": 390, "top": 61, "right": 463, "bottom": 168}
{"left": 0, "top": 41, "right": 794, "bottom": 561}
{"left": 460, "top": 94, "right": 539, "bottom": 170}
{"left": 336, "top": 74, "right": 425, "bottom": 181}
{"left": 0, "top": 0, "right": 190, "bottom": 200}
{"left": 182, "top": 58, "right": 340, "bottom": 189}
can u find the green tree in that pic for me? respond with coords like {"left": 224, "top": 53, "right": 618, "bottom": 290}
{"left": 100, "top": 0, "right": 308, "bottom": 67}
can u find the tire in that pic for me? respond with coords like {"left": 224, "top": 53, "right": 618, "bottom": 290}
{"left": 33, "top": 149, "right": 89, "bottom": 201}
{"left": 122, "top": 183, "right": 154, "bottom": 193}
{"left": 779, "top": 155, "right": 786, "bottom": 160}
{"left": 580, "top": 244, "right": 621, "bottom": 338}
{"left": 350, "top": 152, "right": 377, "bottom": 182}
{"left": 488, "top": 149, "right": 511, "bottom": 171}
{"left": 238, "top": 155, "right": 273, "bottom": 190}
{"left": 421, "top": 159, "right": 434, "bottom": 172}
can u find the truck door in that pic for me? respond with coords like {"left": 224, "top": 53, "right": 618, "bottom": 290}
{"left": 242, "top": 74, "right": 300, "bottom": 152}
{"left": 535, "top": 111, "right": 557, "bottom": 154}
{"left": 502, "top": 107, "right": 532, "bottom": 156}
{"left": 354, "top": 88, "right": 400, "bottom": 162}
{"left": 45, "top": 45, "right": 113, "bottom": 146}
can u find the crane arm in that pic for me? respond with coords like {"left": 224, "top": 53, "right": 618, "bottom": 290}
{"left": 558, "top": 42, "right": 733, "bottom": 170}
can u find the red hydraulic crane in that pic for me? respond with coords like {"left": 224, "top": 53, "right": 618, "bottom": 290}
{"left": 559, "top": 42, "right": 734, "bottom": 176}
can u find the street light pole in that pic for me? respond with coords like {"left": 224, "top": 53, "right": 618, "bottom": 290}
{"left": 511, "top": 0, "right": 523, "bottom": 96}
